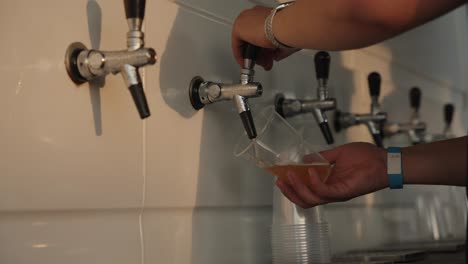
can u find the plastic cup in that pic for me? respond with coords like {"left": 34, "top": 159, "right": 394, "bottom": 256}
{"left": 234, "top": 106, "right": 330, "bottom": 186}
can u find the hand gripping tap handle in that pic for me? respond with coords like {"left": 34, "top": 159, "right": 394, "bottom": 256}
{"left": 410, "top": 87, "right": 421, "bottom": 111}
{"left": 444, "top": 103, "right": 455, "bottom": 127}
{"left": 368, "top": 72, "right": 381, "bottom": 98}
{"left": 314, "top": 51, "right": 330, "bottom": 80}
{"left": 124, "top": 0, "right": 146, "bottom": 19}
{"left": 243, "top": 43, "right": 260, "bottom": 61}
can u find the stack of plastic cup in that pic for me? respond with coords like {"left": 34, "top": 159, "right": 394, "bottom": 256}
{"left": 271, "top": 188, "right": 331, "bottom": 264}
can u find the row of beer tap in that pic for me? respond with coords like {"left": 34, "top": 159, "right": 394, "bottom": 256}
{"left": 189, "top": 46, "right": 455, "bottom": 146}
{"left": 63, "top": 0, "right": 454, "bottom": 146}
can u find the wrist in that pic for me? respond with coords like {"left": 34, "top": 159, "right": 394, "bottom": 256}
{"left": 264, "top": 2, "right": 296, "bottom": 49}
{"left": 379, "top": 147, "right": 389, "bottom": 189}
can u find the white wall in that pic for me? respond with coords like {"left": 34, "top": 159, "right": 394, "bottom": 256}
{"left": 0, "top": 0, "right": 466, "bottom": 263}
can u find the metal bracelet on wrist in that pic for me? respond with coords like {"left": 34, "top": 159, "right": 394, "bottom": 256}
{"left": 264, "top": 1, "right": 295, "bottom": 49}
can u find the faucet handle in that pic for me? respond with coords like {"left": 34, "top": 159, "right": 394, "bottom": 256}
{"left": 124, "top": 0, "right": 146, "bottom": 20}
{"left": 368, "top": 72, "right": 381, "bottom": 98}
{"left": 129, "top": 82, "right": 150, "bottom": 119}
{"left": 444, "top": 103, "right": 454, "bottom": 127}
{"left": 409, "top": 87, "right": 421, "bottom": 111}
{"left": 314, "top": 51, "right": 330, "bottom": 80}
{"left": 243, "top": 43, "right": 260, "bottom": 60}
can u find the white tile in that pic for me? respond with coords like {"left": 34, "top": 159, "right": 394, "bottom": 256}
{"left": 0, "top": 0, "right": 144, "bottom": 210}
{"left": 0, "top": 210, "right": 141, "bottom": 264}
{"left": 142, "top": 206, "right": 272, "bottom": 264}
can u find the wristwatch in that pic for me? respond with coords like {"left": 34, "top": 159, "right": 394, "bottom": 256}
{"left": 264, "top": 1, "right": 296, "bottom": 49}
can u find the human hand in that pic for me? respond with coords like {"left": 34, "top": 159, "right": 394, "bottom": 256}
{"left": 276, "top": 142, "right": 388, "bottom": 208}
{"left": 231, "top": 6, "right": 299, "bottom": 71}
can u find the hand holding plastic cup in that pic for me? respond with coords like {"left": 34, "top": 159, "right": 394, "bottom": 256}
{"left": 234, "top": 106, "right": 331, "bottom": 186}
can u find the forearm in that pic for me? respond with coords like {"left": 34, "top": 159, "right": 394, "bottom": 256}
{"left": 273, "top": 0, "right": 466, "bottom": 51}
{"left": 403, "top": 136, "right": 467, "bottom": 186}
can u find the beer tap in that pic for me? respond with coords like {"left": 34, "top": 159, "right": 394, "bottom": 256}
{"left": 428, "top": 103, "right": 455, "bottom": 142}
{"left": 189, "top": 44, "right": 263, "bottom": 139}
{"left": 384, "top": 87, "right": 426, "bottom": 144}
{"left": 275, "top": 51, "right": 336, "bottom": 144}
{"left": 442, "top": 103, "right": 455, "bottom": 139}
{"left": 333, "top": 72, "right": 387, "bottom": 147}
{"left": 65, "top": 0, "right": 157, "bottom": 119}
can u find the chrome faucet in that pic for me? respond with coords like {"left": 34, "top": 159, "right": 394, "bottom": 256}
{"left": 65, "top": 0, "right": 157, "bottom": 119}
{"left": 334, "top": 72, "right": 387, "bottom": 147}
{"left": 188, "top": 44, "right": 263, "bottom": 139}
{"left": 275, "top": 51, "right": 335, "bottom": 144}
{"left": 427, "top": 103, "right": 455, "bottom": 142}
{"left": 384, "top": 87, "right": 426, "bottom": 144}
{"left": 441, "top": 103, "right": 455, "bottom": 139}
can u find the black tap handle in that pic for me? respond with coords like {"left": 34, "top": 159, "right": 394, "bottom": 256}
{"left": 240, "top": 111, "right": 257, "bottom": 139}
{"left": 368, "top": 72, "right": 381, "bottom": 98}
{"left": 124, "top": 0, "right": 146, "bottom": 19}
{"left": 371, "top": 133, "right": 384, "bottom": 148}
{"left": 410, "top": 87, "right": 421, "bottom": 110}
{"left": 319, "top": 122, "right": 334, "bottom": 145}
{"left": 333, "top": 110, "right": 343, "bottom": 133}
{"left": 129, "top": 83, "right": 150, "bottom": 119}
{"left": 444, "top": 103, "right": 455, "bottom": 126}
{"left": 314, "top": 51, "right": 330, "bottom": 80}
{"left": 243, "top": 43, "right": 260, "bottom": 61}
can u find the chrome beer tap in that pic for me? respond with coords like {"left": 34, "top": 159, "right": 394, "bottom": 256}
{"left": 384, "top": 87, "right": 426, "bottom": 144}
{"left": 188, "top": 44, "right": 263, "bottom": 139}
{"left": 334, "top": 72, "right": 387, "bottom": 147}
{"left": 65, "top": 0, "right": 157, "bottom": 119}
{"left": 441, "top": 103, "right": 455, "bottom": 139}
{"left": 428, "top": 103, "right": 455, "bottom": 142}
{"left": 275, "top": 51, "right": 336, "bottom": 144}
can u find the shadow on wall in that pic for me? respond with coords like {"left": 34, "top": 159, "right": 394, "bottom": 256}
{"left": 159, "top": 4, "right": 273, "bottom": 264}
{"left": 86, "top": 0, "right": 104, "bottom": 136}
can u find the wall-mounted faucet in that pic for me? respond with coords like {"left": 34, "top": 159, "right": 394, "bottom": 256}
{"left": 384, "top": 87, "right": 426, "bottom": 144}
{"left": 441, "top": 103, "right": 455, "bottom": 139}
{"left": 274, "top": 51, "right": 335, "bottom": 144}
{"left": 65, "top": 0, "right": 157, "bottom": 119}
{"left": 427, "top": 103, "right": 455, "bottom": 142}
{"left": 333, "top": 72, "right": 387, "bottom": 147}
{"left": 188, "top": 44, "right": 263, "bottom": 139}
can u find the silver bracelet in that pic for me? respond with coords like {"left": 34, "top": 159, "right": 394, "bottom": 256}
{"left": 264, "top": 1, "right": 295, "bottom": 49}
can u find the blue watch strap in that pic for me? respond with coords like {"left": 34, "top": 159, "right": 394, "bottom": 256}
{"left": 387, "top": 147, "right": 403, "bottom": 189}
